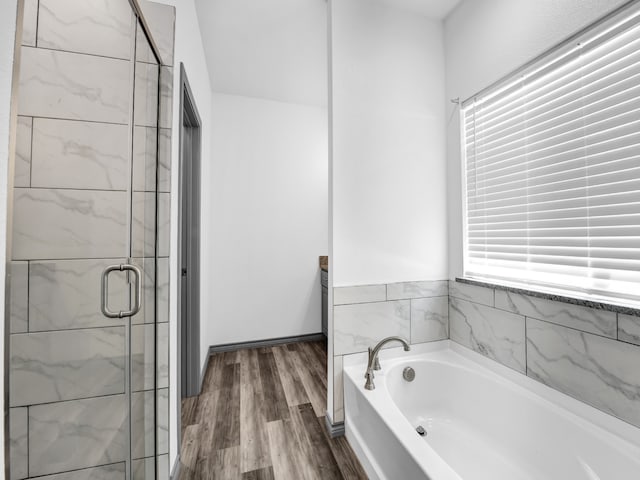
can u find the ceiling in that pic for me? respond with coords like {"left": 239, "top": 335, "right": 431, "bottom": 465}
{"left": 194, "top": 0, "right": 328, "bottom": 107}
{"left": 193, "top": 0, "right": 462, "bottom": 107}
{"left": 376, "top": 0, "right": 463, "bottom": 19}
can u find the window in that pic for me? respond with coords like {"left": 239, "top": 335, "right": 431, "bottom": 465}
{"left": 461, "top": 3, "right": 640, "bottom": 304}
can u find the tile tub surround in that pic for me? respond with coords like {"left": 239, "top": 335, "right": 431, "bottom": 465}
{"left": 449, "top": 280, "right": 640, "bottom": 429}
{"left": 332, "top": 280, "right": 449, "bottom": 423}
{"left": 8, "top": 1, "right": 176, "bottom": 479}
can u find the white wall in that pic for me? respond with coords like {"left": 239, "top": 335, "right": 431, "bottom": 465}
{"left": 331, "top": 0, "right": 448, "bottom": 287}
{"left": 145, "top": 0, "right": 213, "bottom": 473}
{"left": 192, "top": 0, "right": 329, "bottom": 348}
{"left": 209, "top": 93, "right": 328, "bottom": 346}
{"left": 328, "top": 0, "right": 448, "bottom": 423}
{"left": 0, "top": 0, "right": 19, "bottom": 475}
{"left": 444, "top": 0, "right": 629, "bottom": 279}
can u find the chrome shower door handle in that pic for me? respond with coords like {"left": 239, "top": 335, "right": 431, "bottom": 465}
{"left": 101, "top": 263, "right": 143, "bottom": 318}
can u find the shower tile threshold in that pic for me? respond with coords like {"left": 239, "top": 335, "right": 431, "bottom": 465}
{"left": 179, "top": 340, "right": 366, "bottom": 479}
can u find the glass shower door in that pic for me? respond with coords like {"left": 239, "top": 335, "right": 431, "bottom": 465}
{"left": 130, "top": 18, "right": 162, "bottom": 479}
{"left": 8, "top": 3, "right": 163, "bottom": 480}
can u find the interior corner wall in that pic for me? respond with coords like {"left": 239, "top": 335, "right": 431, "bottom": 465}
{"left": 208, "top": 92, "right": 329, "bottom": 346}
{"left": 147, "top": 0, "right": 213, "bottom": 473}
{"left": 330, "top": 0, "right": 448, "bottom": 288}
{"left": 444, "top": 0, "right": 629, "bottom": 280}
{"left": 0, "top": 0, "right": 20, "bottom": 475}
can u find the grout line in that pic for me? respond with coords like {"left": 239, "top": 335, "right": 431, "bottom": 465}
{"left": 34, "top": 0, "right": 39, "bottom": 48}
{"left": 524, "top": 314, "right": 619, "bottom": 341}
{"left": 524, "top": 316, "right": 528, "bottom": 376}
{"left": 17, "top": 114, "right": 128, "bottom": 128}
{"left": 26, "top": 404, "right": 29, "bottom": 478}
{"left": 13, "top": 391, "right": 126, "bottom": 410}
{"left": 23, "top": 43, "right": 132, "bottom": 63}
{"left": 28, "top": 116, "right": 33, "bottom": 188}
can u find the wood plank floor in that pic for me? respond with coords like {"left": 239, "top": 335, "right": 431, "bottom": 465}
{"left": 179, "top": 340, "right": 368, "bottom": 480}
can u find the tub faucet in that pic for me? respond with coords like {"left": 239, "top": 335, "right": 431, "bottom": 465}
{"left": 364, "top": 336, "right": 410, "bottom": 390}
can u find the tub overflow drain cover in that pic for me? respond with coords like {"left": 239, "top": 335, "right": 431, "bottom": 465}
{"left": 403, "top": 366, "right": 415, "bottom": 382}
{"left": 416, "top": 426, "right": 427, "bottom": 436}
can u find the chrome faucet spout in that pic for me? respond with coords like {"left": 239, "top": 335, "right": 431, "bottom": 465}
{"left": 364, "top": 336, "right": 410, "bottom": 390}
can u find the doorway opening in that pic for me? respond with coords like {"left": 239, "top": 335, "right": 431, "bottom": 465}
{"left": 178, "top": 63, "right": 202, "bottom": 400}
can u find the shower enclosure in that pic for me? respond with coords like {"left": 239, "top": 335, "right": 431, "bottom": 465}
{"left": 7, "top": 0, "right": 175, "bottom": 478}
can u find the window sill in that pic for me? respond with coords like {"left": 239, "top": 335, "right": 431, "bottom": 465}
{"left": 455, "top": 277, "right": 640, "bottom": 318}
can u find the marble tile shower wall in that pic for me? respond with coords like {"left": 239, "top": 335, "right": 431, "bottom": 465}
{"left": 9, "top": 1, "right": 175, "bottom": 479}
{"left": 449, "top": 281, "right": 640, "bottom": 429}
{"left": 332, "top": 280, "right": 449, "bottom": 423}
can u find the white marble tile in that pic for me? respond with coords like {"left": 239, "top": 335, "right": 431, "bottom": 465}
{"left": 131, "top": 324, "right": 155, "bottom": 393}
{"left": 29, "top": 259, "right": 129, "bottom": 331}
{"left": 157, "top": 322, "right": 169, "bottom": 388}
{"left": 9, "top": 407, "right": 28, "bottom": 480}
{"left": 411, "top": 296, "right": 448, "bottom": 344}
{"left": 333, "top": 355, "right": 344, "bottom": 423}
{"left": 131, "top": 257, "right": 156, "bottom": 325}
{"left": 21, "top": 0, "right": 38, "bottom": 46}
{"left": 495, "top": 290, "right": 617, "bottom": 338}
{"left": 29, "top": 395, "right": 126, "bottom": 476}
{"left": 38, "top": 0, "right": 132, "bottom": 59}
{"left": 527, "top": 318, "right": 640, "bottom": 428}
{"left": 134, "top": 62, "right": 159, "bottom": 128}
{"left": 619, "top": 314, "right": 640, "bottom": 346}
{"left": 35, "top": 463, "right": 126, "bottom": 480}
{"left": 158, "top": 128, "right": 171, "bottom": 193}
{"left": 157, "top": 257, "right": 170, "bottom": 324}
{"left": 133, "top": 457, "right": 155, "bottom": 480}
{"left": 449, "top": 297, "right": 526, "bottom": 373}
{"left": 133, "top": 126, "right": 158, "bottom": 192}
{"left": 10, "top": 262, "right": 28, "bottom": 334}
{"left": 31, "top": 118, "right": 129, "bottom": 190}
{"left": 387, "top": 280, "right": 448, "bottom": 300}
{"left": 159, "top": 66, "right": 173, "bottom": 129}
{"left": 140, "top": 1, "right": 175, "bottom": 66}
{"left": 13, "top": 188, "right": 128, "bottom": 260}
{"left": 157, "top": 454, "right": 169, "bottom": 480}
{"left": 158, "top": 192, "right": 171, "bottom": 257}
{"left": 157, "top": 387, "right": 169, "bottom": 454}
{"left": 130, "top": 322, "right": 168, "bottom": 392}
{"left": 334, "top": 300, "right": 410, "bottom": 355}
{"left": 18, "top": 47, "right": 130, "bottom": 124}
{"left": 14, "top": 116, "right": 31, "bottom": 187}
{"left": 132, "top": 390, "right": 155, "bottom": 460}
{"left": 449, "top": 281, "right": 494, "bottom": 306}
{"left": 10, "top": 327, "right": 125, "bottom": 406}
{"left": 333, "top": 284, "right": 386, "bottom": 305}
{"left": 132, "top": 192, "right": 156, "bottom": 258}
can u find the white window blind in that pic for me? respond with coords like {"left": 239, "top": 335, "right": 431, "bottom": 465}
{"left": 462, "top": 3, "right": 640, "bottom": 304}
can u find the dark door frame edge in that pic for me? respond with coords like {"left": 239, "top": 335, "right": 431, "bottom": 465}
{"left": 176, "top": 62, "right": 202, "bottom": 463}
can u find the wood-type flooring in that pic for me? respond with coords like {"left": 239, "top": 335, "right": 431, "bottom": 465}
{"left": 179, "top": 340, "right": 368, "bottom": 480}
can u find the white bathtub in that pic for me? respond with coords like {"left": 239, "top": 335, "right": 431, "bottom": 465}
{"left": 343, "top": 340, "right": 640, "bottom": 480}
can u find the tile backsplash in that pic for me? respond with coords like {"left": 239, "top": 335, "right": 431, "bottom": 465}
{"left": 332, "top": 280, "right": 449, "bottom": 422}
{"left": 450, "top": 281, "right": 640, "bottom": 429}
{"left": 332, "top": 279, "right": 640, "bottom": 430}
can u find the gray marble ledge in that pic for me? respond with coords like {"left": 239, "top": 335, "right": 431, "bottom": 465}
{"left": 456, "top": 278, "right": 640, "bottom": 317}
